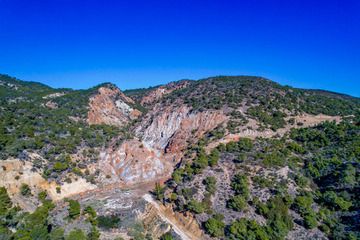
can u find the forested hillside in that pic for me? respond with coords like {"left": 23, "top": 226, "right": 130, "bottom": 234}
{"left": 0, "top": 74, "right": 359, "bottom": 239}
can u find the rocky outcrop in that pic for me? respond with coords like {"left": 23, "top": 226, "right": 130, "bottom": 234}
{"left": 88, "top": 86, "right": 141, "bottom": 127}
{"left": 100, "top": 104, "right": 228, "bottom": 184}
{"left": 100, "top": 139, "right": 171, "bottom": 183}
{"left": 140, "top": 80, "right": 190, "bottom": 105}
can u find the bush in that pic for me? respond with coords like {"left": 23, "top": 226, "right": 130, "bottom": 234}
{"left": 293, "top": 195, "right": 313, "bottom": 215}
{"left": 84, "top": 206, "right": 97, "bottom": 226}
{"left": 303, "top": 212, "right": 317, "bottom": 229}
{"left": 231, "top": 174, "right": 250, "bottom": 199}
{"left": 153, "top": 182, "right": 165, "bottom": 201}
{"left": 97, "top": 215, "right": 120, "bottom": 229}
{"left": 50, "top": 227, "right": 64, "bottom": 240}
{"left": 227, "top": 195, "right": 247, "bottom": 211}
{"left": 53, "top": 161, "right": 69, "bottom": 172}
{"left": 204, "top": 214, "right": 225, "bottom": 237}
{"left": 66, "top": 199, "right": 80, "bottom": 219}
{"left": 20, "top": 183, "right": 31, "bottom": 196}
{"left": 203, "top": 176, "right": 217, "bottom": 195}
{"left": 160, "top": 232, "right": 173, "bottom": 240}
{"left": 186, "top": 199, "right": 206, "bottom": 214}
{"left": 38, "top": 191, "right": 48, "bottom": 202}
{"left": 322, "top": 191, "right": 352, "bottom": 211}
{"left": 66, "top": 229, "right": 86, "bottom": 240}
{"left": 0, "top": 187, "right": 12, "bottom": 216}
{"left": 228, "top": 218, "right": 269, "bottom": 240}
{"left": 208, "top": 149, "right": 220, "bottom": 167}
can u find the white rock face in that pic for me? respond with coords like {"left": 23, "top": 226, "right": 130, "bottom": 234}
{"left": 115, "top": 99, "right": 134, "bottom": 115}
{"left": 138, "top": 105, "right": 191, "bottom": 151}
{"left": 101, "top": 103, "right": 228, "bottom": 185}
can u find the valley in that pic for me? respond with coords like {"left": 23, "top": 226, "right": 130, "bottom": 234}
{"left": 0, "top": 74, "right": 359, "bottom": 239}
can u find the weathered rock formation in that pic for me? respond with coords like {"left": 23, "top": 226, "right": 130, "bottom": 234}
{"left": 88, "top": 86, "right": 141, "bottom": 127}
{"left": 100, "top": 104, "right": 228, "bottom": 184}
{"left": 140, "top": 80, "right": 190, "bottom": 106}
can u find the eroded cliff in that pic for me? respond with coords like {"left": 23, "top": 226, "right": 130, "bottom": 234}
{"left": 88, "top": 85, "right": 141, "bottom": 127}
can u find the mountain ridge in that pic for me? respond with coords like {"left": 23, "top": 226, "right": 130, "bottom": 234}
{"left": 0, "top": 73, "right": 359, "bottom": 240}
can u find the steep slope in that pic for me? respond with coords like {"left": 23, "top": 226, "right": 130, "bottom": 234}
{"left": 0, "top": 75, "right": 135, "bottom": 196}
{"left": 88, "top": 84, "right": 141, "bottom": 127}
{"left": 0, "top": 74, "right": 359, "bottom": 240}
{"left": 101, "top": 76, "right": 359, "bottom": 185}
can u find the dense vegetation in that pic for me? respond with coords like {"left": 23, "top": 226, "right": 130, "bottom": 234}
{"left": 157, "top": 116, "right": 360, "bottom": 239}
{"left": 0, "top": 74, "right": 129, "bottom": 182}
{"left": 1, "top": 74, "right": 360, "bottom": 239}
{"left": 0, "top": 187, "right": 108, "bottom": 239}
{"left": 159, "top": 76, "right": 360, "bottom": 130}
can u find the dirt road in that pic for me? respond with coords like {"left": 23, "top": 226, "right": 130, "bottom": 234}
{"left": 143, "top": 194, "right": 201, "bottom": 240}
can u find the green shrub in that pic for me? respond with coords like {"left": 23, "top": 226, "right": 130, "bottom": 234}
{"left": 20, "top": 183, "right": 31, "bottom": 196}
{"left": 204, "top": 214, "right": 225, "bottom": 237}
{"left": 231, "top": 174, "right": 250, "bottom": 199}
{"left": 0, "top": 187, "right": 12, "bottom": 216}
{"left": 97, "top": 215, "right": 120, "bottom": 229}
{"left": 66, "top": 199, "right": 81, "bottom": 219}
{"left": 186, "top": 199, "right": 206, "bottom": 214}
{"left": 53, "top": 161, "right": 69, "bottom": 172}
{"left": 303, "top": 212, "right": 317, "bottom": 229}
{"left": 160, "top": 232, "right": 173, "bottom": 240}
{"left": 227, "top": 195, "right": 247, "bottom": 211}
{"left": 66, "top": 229, "right": 86, "bottom": 240}
{"left": 228, "top": 218, "right": 269, "bottom": 240}
{"left": 203, "top": 176, "right": 217, "bottom": 195}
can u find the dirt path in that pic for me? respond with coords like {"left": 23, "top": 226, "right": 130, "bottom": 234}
{"left": 142, "top": 194, "right": 201, "bottom": 240}
{"left": 206, "top": 114, "right": 341, "bottom": 152}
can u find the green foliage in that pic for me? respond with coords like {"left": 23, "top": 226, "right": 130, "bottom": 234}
{"left": 247, "top": 107, "right": 286, "bottom": 130}
{"left": 160, "top": 232, "right": 173, "bottom": 240}
{"left": 66, "top": 229, "right": 86, "bottom": 240}
{"left": 226, "top": 138, "right": 253, "bottom": 153}
{"left": 84, "top": 206, "right": 97, "bottom": 226}
{"left": 49, "top": 227, "right": 64, "bottom": 240}
{"left": 192, "top": 150, "right": 208, "bottom": 173}
{"left": 128, "top": 222, "right": 146, "bottom": 240}
{"left": 153, "top": 182, "right": 165, "bottom": 201}
{"left": 293, "top": 195, "right": 313, "bottom": 215}
{"left": 97, "top": 215, "right": 120, "bottom": 229}
{"left": 204, "top": 214, "right": 225, "bottom": 237}
{"left": 20, "top": 184, "right": 31, "bottom": 196}
{"left": 0, "top": 75, "right": 124, "bottom": 184}
{"left": 186, "top": 199, "right": 206, "bottom": 214}
{"left": 0, "top": 187, "right": 12, "bottom": 216}
{"left": 289, "top": 121, "right": 360, "bottom": 237}
{"left": 228, "top": 218, "right": 269, "bottom": 240}
{"left": 227, "top": 195, "right": 247, "bottom": 211}
{"left": 203, "top": 176, "right": 217, "bottom": 195}
{"left": 303, "top": 212, "right": 317, "bottom": 229}
{"left": 13, "top": 199, "right": 55, "bottom": 240}
{"left": 66, "top": 199, "right": 81, "bottom": 219}
{"left": 252, "top": 176, "right": 272, "bottom": 189}
{"left": 37, "top": 191, "right": 48, "bottom": 203}
{"left": 88, "top": 226, "right": 100, "bottom": 240}
{"left": 258, "top": 195, "right": 294, "bottom": 239}
{"left": 322, "top": 191, "right": 352, "bottom": 211}
{"left": 208, "top": 149, "right": 220, "bottom": 167}
{"left": 53, "top": 161, "right": 69, "bottom": 172}
{"left": 172, "top": 168, "right": 183, "bottom": 184}
{"left": 230, "top": 174, "right": 250, "bottom": 199}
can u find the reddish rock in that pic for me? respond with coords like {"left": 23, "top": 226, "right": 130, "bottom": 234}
{"left": 101, "top": 103, "right": 228, "bottom": 184}
{"left": 140, "top": 80, "right": 190, "bottom": 105}
{"left": 88, "top": 86, "right": 141, "bottom": 127}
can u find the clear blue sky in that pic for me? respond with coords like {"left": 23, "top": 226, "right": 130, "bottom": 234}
{"left": 0, "top": 0, "right": 359, "bottom": 96}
